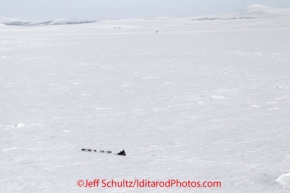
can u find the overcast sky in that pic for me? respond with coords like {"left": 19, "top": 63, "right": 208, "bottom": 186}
{"left": 1, "top": 0, "right": 290, "bottom": 20}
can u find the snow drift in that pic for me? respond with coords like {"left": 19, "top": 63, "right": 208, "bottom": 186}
{"left": 277, "top": 173, "right": 290, "bottom": 188}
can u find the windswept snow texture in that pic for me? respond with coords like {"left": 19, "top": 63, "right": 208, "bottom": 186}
{"left": 1, "top": 13, "right": 290, "bottom": 193}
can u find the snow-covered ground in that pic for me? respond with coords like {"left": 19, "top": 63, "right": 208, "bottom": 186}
{"left": 1, "top": 5, "right": 290, "bottom": 193}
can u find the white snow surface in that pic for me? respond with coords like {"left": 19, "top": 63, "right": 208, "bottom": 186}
{"left": 277, "top": 173, "right": 290, "bottom": 188}
{"left": 1, "top": 12, "right": 290, "bottom": 193}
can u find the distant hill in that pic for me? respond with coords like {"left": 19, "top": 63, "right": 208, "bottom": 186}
{"left": 237, "top": 4, "right": 290, "bottom": 17}
{"left": 191, "top": 4, "right": 290, "bottom": 21}
{"left": 2, "top": 4, "right": 290, "bottom": 26}
{"left": 0, "top": 17, "right": 18, "bottom": 23}
{"left": 0, "top": 17, "right": 96, "bottom": 26}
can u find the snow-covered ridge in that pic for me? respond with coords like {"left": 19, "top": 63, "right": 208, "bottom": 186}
{"left": 191, "top": 17, "right": 256, "bottom": 21}
{"left": 237, "top": 4, "right": 290, "bottom": 17}
{"left": 1, "top": 4, "right": 290, "bottom": 26}
{"left": 191, "top": 4, "right": 290, "bottom": 21}
{"left": 0, "top": 17, "right": 96, "bottom": 26}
